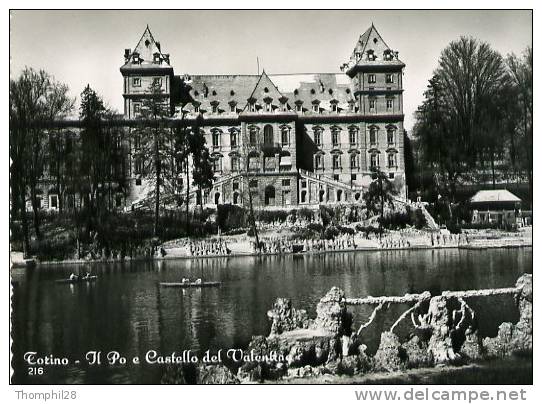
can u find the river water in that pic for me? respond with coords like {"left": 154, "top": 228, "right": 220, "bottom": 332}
{"left": 11, "top": 247, "right": 532, "bottom": 384}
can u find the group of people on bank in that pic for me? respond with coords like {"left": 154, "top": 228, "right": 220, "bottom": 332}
{"left": 188, "top": 239, "right": 230, "bottom": 257}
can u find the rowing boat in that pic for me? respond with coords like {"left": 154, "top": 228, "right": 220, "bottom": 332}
{"left": 159, "top": 281, "right": 221, "bottom": 288}
{"left": 55, "top": 276, "right": 98, "bottom": 284}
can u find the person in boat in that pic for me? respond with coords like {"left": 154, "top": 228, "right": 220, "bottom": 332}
{"left": 83, "top": 272, "right": 91, "bottom": 280}
{"left": 181, "top": 277, "right": 190, "bottom": 284}
{"left": 195, "top": 278, "right": 202, "bottom": 284}
{"left": 69, "top": 273, "right": 78, "bottom": 281}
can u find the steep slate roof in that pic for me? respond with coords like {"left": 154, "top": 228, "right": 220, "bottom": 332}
{"left": 184, "top": 72, "right": 355, "bottom": 114}
{"left": 121, "top": 25, "right": 172, "bottom": 70}
{"left": 470, "top": 190, "right": 522, "bottom": 204}
{"left": 344, "top": 23, "right": 404, "bottom": 70}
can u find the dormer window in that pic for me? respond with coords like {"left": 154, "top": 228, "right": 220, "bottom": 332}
{"left": 248, "top": 103, "right": 256, "bottom": 112}
{"left": 264, "top": 98, "right": 272, "bottom": 112}
{"left": 330, "top": 100, "right": 339, "bottom": 113}
{"left": 132, "top": 77, "right": 141, "bottom": 87}
{"left": 153, "top": 77, "right": 162, "bottom": 87}
{"left": 230, "top": 104, "right": 236, "bottom": 113}
{"left": 312, "top": 100, "right": 320, "bottom": 113}
{"left": 153, "top": 52, "right": 161, "bottom": 63}
{"left": 367, "top": 50, "right": 376, "bottom": 61}
{"left": 355, "top": 52, "right": 362, "bottom": 60}
{"left": 295, "top": 100, "right": 303, "bottom": 112}
{"left": 194, "top": 105, "right": 200, "bottom": 113}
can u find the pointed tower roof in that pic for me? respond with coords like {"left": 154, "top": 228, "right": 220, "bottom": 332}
{"left": 121, "top": 25, "right": 173, "bottom": 72}
{"left": 344, "top": 24, "right": 404, "bottom": 76}
{"left": 244, "top": 70, "right": 285, "bottom": 109}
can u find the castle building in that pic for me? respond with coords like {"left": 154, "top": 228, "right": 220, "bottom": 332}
{"left": 24, "top": 24, "right": 406, "bottom": 213}
{"left": 120, "top": 25, "right": 406, "bottom": 209}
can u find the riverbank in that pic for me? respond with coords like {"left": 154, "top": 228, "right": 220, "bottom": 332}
{"left": 11, "top": 226, "right": 532, "bottom": 268}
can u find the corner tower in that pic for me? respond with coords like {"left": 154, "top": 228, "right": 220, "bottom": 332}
{"left": 120, "top": 25, "right": 175, "bottom": 118}
{"left": 344, "top": 24, "right": 406, "bottom": 197}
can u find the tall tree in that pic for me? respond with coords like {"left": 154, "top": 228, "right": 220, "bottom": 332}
{"left": 507, "top": 47, "right": 532, "bottom": 207}
{"left": 10, "top": 68, "right": 74, "bottom": 248}
{"left": 135, "top": 81, "right": 172, "bottom": 236}
{"left": 363, "top": 168, "right": 396, "bottom": 237}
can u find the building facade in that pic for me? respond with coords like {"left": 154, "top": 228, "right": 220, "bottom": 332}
{"left": 120, "top": 24, "right": 407, "bottom": 209}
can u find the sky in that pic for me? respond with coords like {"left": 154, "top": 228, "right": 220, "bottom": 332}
{"left": 10, "top": 10, "right": 532, "bottom": 131}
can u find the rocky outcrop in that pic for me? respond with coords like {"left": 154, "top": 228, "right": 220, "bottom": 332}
{"left": 311, "top": 287, "right": 353, "bottom": 336}
{"left": 373, "top": 331, "right": 406, "bottom": 372}
{"left": 483, "top": 274, "right": 532, "bottom": 357}
{"left": 267, "top": 298, "right": 312, "bottom": 336}
{"left": 198, "top": 364, "right": 239, "bottom": 384}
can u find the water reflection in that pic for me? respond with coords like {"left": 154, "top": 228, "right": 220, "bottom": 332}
{"left": 11, "top": 248, "right": 532, "bottom": 384}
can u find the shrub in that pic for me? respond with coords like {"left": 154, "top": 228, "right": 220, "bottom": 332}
{"left": 217, "top": 204, "right": 246, "bottom": 231}
{"left": 323, "top": 226, "right": 340, "bottom": 240}
{"left": 256, "top": 210, "right": 288, "bottom": 223}
{"left": 307, "top": 222, "right": 323, "bottom": 234}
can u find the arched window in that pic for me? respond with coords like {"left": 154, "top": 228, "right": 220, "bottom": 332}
{"left": 264, "top": 125, "right": 274, "bottom": 145}
{"left": 233, "top": 192, "right": 240, "bottom": 204}
{"left": 230, "top": 130, "right": 237, "bottom": 147}
{"left": 212, "top": 155, "right": 222, "bottom": 172}
{"left": 337, "top": 190, "right": 343, "bottom": 202}
{"left": 301, "top": 190, "right": 307, "bottom": 203}
{"left": 214, "top": 192, "right": 221, "bottom": 205}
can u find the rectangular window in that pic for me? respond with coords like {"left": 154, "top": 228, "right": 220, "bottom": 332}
{"left": 314, "top": 131, "right": 321, "bottom": 146}
{"left": 389, "top": 172, "right": 395, "bottom": 179}
{"left": 230, "top": 104, "right": 236, "bottom": 112}
{"left": 50, "top": 195, "right": 58, "bottom": 209}
{"left": 281, "top": 129, "right": 289, "bottom": 146}
{"left": 349, "top": 130, "right": 357, "bottom": 145}
{"left": 133, "top": 103, "right": 141, "bottom": 114}
{"left": 231, "top": 158, "right": 239, "bottom": 172}
{"left": 368, "top": 74, "right": 376, "bottom": 84}
{"left": 332, "top": 131, "right": 339, "bottom": 146}
{"left": 333, "top": 174, "right": 339, "bottom": 181}
{"left": 132, "top": 77, "right": 141, "bottom": 87}
{"left": 386, "top": 99, "right": 393, "bottom": 111}
{"left": 332, "top": 155, "right": 340, "bottom": 169}
{"left": 385, "top": 74, "right": 394, "bottom": 84}
{"left": 282, "top": 179, "right": 290, "bottom": 187}
{"left": 249, "top": 179, "right": 258, "bottom": 188}
{"left": 153, "top": 77, "right": 162, "bottom": 87}
{"left": 212, "top": 132, "right": 220, "bottom": 147}
{"left": 351, "top": 174, "right": 357, "bottom": 181}
{"left": 369, "top": 99, "right": 376, "bottom": 111}
{"left": 230, "top": 132, "right": 237, "bottom": 147}
{"left": 233, "top": 181, "right": 239, "bottom": 190}
{"left": 136, "top": 178, "right": 142, "bottom": 186}
{"left": 301, "top": 180, "right": 307, "bottom": 188}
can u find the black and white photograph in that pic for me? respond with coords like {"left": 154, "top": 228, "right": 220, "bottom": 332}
{"left": 8, "top": 8, "right": 534, "bottom": 392}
